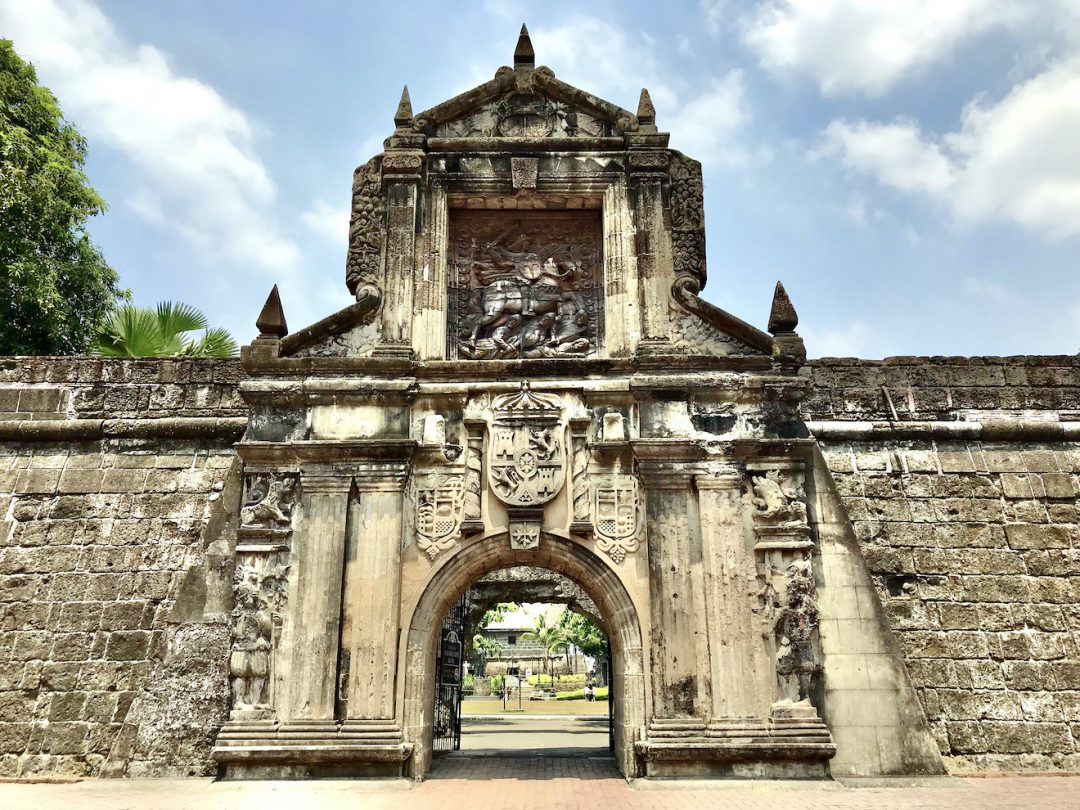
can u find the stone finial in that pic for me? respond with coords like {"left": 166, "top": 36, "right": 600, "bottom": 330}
{"left": 768, "top": 281, "right": 799, "bottom": 335}
{"left": 514, "top": 24, "right": 535, "bottom": 70}
{"left": 637, "top": 88, "right": 656, "bottom": 126}
{"left": 256, "top": 284, "right": 288, "bottom": 339}
{"left": 394, "top": 85, "right": 413, "bottom": 128}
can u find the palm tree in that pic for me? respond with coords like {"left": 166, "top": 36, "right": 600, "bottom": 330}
{"left": 522, "top": 612, "right": 568, "bottom": 692}
{"left": 94, "top": 302, "right": 238, "bottom": 357}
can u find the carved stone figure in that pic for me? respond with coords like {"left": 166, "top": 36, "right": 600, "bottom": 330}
{"left": 751, "top": 470, "right": 807, "bottom": 527}
{"left": 449, "top": 211, "right": 602, "bottom": 360}
{"left": 773, "top": 553, "right": 821, "bottom": 702}
{"left": 240, "top": 474, "right": 297, "bottom": 530}
{"left": 229, "top": 561, "right": 288, "bottom": 713}
{"left": 415, "top": 472, "right": 466, "bottom": 559}
{"left": 592, "top": 473, "right": 643, "bottom": 563}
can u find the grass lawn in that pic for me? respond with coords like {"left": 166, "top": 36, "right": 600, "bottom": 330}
{"left": 461, "top": 696, "right": 609, "bottom": 715}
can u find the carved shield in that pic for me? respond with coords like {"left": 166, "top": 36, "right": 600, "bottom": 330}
{"left": 593, "top": 474, "right": 640, "bottom": 542}
{"left": 487, "top": 423, "right": 566, "bottom": 507}
{"left": 416, "top": 474, "right": 465, "bottom": 542}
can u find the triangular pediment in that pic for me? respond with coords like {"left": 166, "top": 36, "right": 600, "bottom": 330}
{"left": 408, "top": 27, "right": 639, "bottom": 140}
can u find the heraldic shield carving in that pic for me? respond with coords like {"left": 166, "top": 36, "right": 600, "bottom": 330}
{"left": 416, "top": 473, "right": 465, "bottom": 559}
{"left": 593, "top": 473, "right": 643, "bottom": 563}
{"left": 488, "top": 383, "right": 566, "bottom": 507}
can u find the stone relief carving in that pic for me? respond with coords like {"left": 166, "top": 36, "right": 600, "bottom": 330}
{"left": 240, "top": 474, "right": 297, "bottom": 530}
{"left": 414, "top": 472, "right": 466, "bottom": 559}
{"left": 230, "top": 560, "right": 288, "bottom": 717}
{"left": 435, "top": 90, "right": 614, "bottom": 139}
{"left": 592, "top": 473, "right": 643, "bottom": 563}
{"left": 509, "top": 520, "right": 541, "bottom": 550}
{"left": 669, "top": 297, "right": 757, "bottom": 356}
{"left": 751, "top": 470, "right": 808, "bottom": 529}
{"left": 761, "top": 554, "right": 822, "bottom": 704}
{"left": 448, "top": 211, "right": 603, "bottom": 360}
{"left": 669, "top": 154, "right": 706, "bottom": 284}
{"left": 570, "top": 422, "right": 590, "bottom": 528}
{"left": 345, "top": 156, "right": 386, "bottom": 305}
{"left": 487, "top": 384, "right": 566, "bottom": 507}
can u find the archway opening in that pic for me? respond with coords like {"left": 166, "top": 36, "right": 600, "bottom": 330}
{"left": 401, "top": 534, "right": 645, "bottom": 779}
{"left": 457, "top": 599, "right": 611, "bottom": 757}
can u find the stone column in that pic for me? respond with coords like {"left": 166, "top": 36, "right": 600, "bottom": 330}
{"left": 414, "top": 182, "right": 447, "bottom": 360}
{"left": 276, "top": 473, "right": 352, "bottom": 721}
{"left": 641, "top": 466, "right": 707, "bottom": 719}
{"left": 376, "top": 151, "right": 424, "bottom": 356}
{"left": 628, "top": 152, "right": 672, "bottom": 350}
{"left": 340, "top": 464, "right": 409, "bottom": 720}
{"left": 602, "top": 179, "right": 640, "bottom": 356}
{"left": 696, "top": 471, "right": 773, "bottom": 721}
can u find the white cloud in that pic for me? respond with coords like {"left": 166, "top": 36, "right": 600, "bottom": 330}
{"left": 743, "top": 0, "right": 1025, "bottom": 96}
{"left": 963, "top": 276, "right": 1008, "bottom": 303}
{"left": 676, "top": 35, "right": 694, "bottom": 57}
{"left": 301, "top": 200, "right": 349, "bottom": 244}
{"left": 818, "top": 57, "right": 1080, "bottom": 240}
{"left": 0, "top": 0, "right": 300, "bottom": 271}
{"left": 819, "top": 119, "right": 955, "bottom": 194}
{"left": 667, "top": 72, "right": 751, "bottom": 166}
{"left": 802, "top": 319, "right": 892, "bottom": 359}
{"left": 701, "top": 0, "right": 727, "bottom": 36}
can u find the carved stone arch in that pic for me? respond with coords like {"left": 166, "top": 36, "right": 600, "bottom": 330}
{"left": 399, "top": 532, "right": 647, "bottom": 779}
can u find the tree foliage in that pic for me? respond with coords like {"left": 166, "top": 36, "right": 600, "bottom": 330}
{"left": 522, "top": 612, "right": 569, "bottom": 683}
{"left": 0, "top": 39, "right": 122, "bottom": 355}
{"left": 94, "top": 301, "right": 238, "bottom": 358}
{"left": 558, "top": 610, "right": 607, "bottom": 659}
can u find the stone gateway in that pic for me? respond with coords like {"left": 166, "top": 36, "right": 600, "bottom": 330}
{"left": 2, "top": 26, "right": 1079, "bottom": 782}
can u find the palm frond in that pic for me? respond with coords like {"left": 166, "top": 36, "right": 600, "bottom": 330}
{"left": 93, "top": 304, "right": 164, "bottom": 357}
{"left": 183, "top": 327, "right": 239, "bottom": 358}
{"left": 155, "top": 301, "right": 207, "bottom": 340}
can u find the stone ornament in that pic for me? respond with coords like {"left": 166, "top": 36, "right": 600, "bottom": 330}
{"left": 763, "top": 553, "right": 822, "bottom": 704}
{"left": 240, "top": 473, "right": 297, "bottom": 530}
{"left": 751, "top": 469, "right": 808, "bottom": 530}
{"left": 229, "top": 560, "right": 289, "bottom": 718}
{"left": 449, "top": 211, "right": 603, "bottom": 360}
{"left": 487, "top": 384, "right": 566, "bottom": 507}
{"left": 509, "top": 520, "right": 541, "bottom": 550}
{"left": 345, "top": 156, "right": 386, "bottom": 306}
{"left": 592, "top": 473, "right": 643, "bottom": 563}
{"left": 415, "top": 472, "right": 466, "bottom": 560}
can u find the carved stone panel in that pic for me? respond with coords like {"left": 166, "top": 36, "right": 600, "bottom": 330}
{"left": 448, "top": 211, "right": 604, "bottom": 360}
{"left": 414, "top": 472, "right": 465, "bottom": 560}
{"left": 240, "top": 473, "right": 297, "bottom": 532}
{"left": 487, "top": 385, "right": 566, "bottom": 507}
{"left": 592, "top": 472, "right": 643, "bottom": 563}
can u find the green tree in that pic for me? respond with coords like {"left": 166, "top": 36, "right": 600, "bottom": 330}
{"left": 522, "top": 612, "right": 568, "bottom": 689}
{"left": 94, "top": 301, "right": 237, "bottom": 358}
{"left": 0, "top": 39, "right": 122, "bottom": 354}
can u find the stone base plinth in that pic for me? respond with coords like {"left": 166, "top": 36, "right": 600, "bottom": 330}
{"left": 213, "top": 719, "right": 413, "bottom": 779}
{"left": 636, "top": 713, "right": 836, "bottom": 779}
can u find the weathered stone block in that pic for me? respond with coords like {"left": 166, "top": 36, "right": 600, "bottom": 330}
{"left": 1005, "top": 524, "right": 1073, "bottom": 549}
{"left": 106, "top": 631, "right": 151, "bottom": 661}
{"left": 57, "top": 470, "right": 104, "bottom": 494}
{"left": 43, "top": 721, "right": 88, "bottom": 755}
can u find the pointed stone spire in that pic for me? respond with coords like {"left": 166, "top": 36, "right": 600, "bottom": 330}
{"left": 768, "top": 281, "right": 799, "bottom": 334}
{"left": 637, "top": 88, "right": 656, "bottom": 126}
{"left": 514, "top": 23, "right": 535, "bottom": 70}
{"left": 394, "top": 85, "right": 413, "bottom": 128}
{"left": 256, "top": 284, "right": 288, "bottom": 339}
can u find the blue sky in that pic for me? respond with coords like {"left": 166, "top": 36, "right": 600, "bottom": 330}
{"left": 3, "top": 0, "right": 1079, "bottom": 357}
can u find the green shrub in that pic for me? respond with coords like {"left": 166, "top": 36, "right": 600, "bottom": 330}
{"left": 527, "top": 674, "right": 586, "bottom": 686}
{"left": 555, "top": 687, "right": 609, "bottom": 701}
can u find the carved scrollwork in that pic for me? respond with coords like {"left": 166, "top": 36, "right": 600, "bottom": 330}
{"left": 345, "top": 156, "right": 386, "bottom": 306}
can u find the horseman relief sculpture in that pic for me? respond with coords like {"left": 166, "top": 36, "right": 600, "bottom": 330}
{"left": 448, "top": 211, "right": 603, "bottom": 359}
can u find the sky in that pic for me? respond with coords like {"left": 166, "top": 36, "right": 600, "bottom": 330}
{"left": 2, "top": 0, "right": 1079, "bottom": 358}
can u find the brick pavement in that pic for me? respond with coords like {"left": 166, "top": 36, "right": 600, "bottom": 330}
{"left": 0, "top": 761, "right": 1078, "bottom": 810}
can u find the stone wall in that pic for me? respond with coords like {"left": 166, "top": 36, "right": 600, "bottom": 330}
{"left": 805, "top": 356, "right": 1080, "bottom": 773}
{"left": 1, "top": 355, "right": 1078, "bottom": 777}
{"left": 0, "top": 359, "right": 244, "bottom": 778}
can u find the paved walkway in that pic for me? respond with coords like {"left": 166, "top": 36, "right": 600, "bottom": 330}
{"left": 1, "top": 770, "right": 1076, "bottom": 810}
{"left": 459, "top": 714, "right": 609, "bottom": 755}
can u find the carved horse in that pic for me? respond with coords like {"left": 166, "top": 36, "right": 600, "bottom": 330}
{"left": 467, "top": 280, "right": 580, "bottom": 341}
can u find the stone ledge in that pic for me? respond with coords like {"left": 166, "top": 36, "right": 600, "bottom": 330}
{"left": 0, "top": 417, "right": 248, "bottom": 441}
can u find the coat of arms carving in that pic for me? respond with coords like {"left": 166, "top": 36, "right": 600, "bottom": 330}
{"left": 415, "top": 473, "right": 466, "bottom": 559}
{"left": 592, "top": 473, "right": 643, "bottom": 563}
{"left": 487, "top": 384, "right": 566, "bottom": 507}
